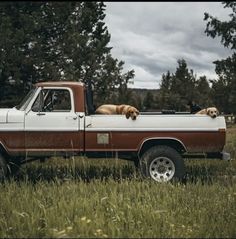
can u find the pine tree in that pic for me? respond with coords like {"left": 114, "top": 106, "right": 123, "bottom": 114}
{"left": 204, "top": 2, "right": 236, "bottom": 113}
{"left": 0, "top": 2, "right": 134, "bottom": 107}
{"left": 158, "top": 59, "right": 211, "bottom": 112}
{"left": 159, "top": 71, "right": 172, "bottom": 109}
{"left": 168, "top": 59, "right": 196, "bottom": 111}
{"left": 195, "top": 75, "right": 212, "bottom": 107}
{"left": 143, "top": 91, "right": 154, "bottom": 110}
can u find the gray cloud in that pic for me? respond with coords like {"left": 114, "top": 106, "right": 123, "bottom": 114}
{"left": 105, "top": 2, "right": 232, "bottom": 89}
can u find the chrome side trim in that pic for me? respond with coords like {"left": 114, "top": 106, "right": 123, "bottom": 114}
{"left": 138, "top": 137, "right": 187, "bottom": 156}
{"left": 85, "top": 128, "right": 220, "bottom": 132}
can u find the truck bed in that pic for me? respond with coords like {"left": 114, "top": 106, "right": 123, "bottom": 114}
{"left": 85, "top": 114, "right": 226, "bottom": 153}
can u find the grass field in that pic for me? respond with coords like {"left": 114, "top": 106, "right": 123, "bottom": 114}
{"left": 0, "top": 126, "right": 236, "bottom": 238}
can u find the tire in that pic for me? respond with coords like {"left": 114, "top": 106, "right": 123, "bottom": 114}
{"left": 0, "top": 153, "right": 8, "bottom": 181}
{"left": 139, "top": 145, "right": 185, "bottom": 182}
{"left": 7, "top": 159, "right": 21, "bottom": 176}
{"left": 133, "top": 158, "right": 140, "bottom": 169}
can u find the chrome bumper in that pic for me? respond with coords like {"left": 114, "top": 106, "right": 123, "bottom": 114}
{"left": 221, "top": 151, "right": 231, "bottom": 161}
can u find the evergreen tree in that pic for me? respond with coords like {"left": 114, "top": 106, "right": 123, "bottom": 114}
{"left": 159, "top": 59, "right": 213, "bottom": 112}
{"left": 134, "top": 93, "right": 144, "bottom": 111}
{"left": 159, "top": 71, "right": 172, "bottom": 109}
{"left": 195, "top": 75, "right": 212, "bottom": 107}
{"left": 143, "top": 91, "right": 154, "bottom": 110}
{"left": 204, "top": 2, "right": 236, "bottom": 113}
{"left": 170, "top": 59, "right": 196, "bottom": 102}
{"left": 0, "top": 2, "right": 42, "bottom": 104}
{"left": 210, "top": 77, "right": 230, "bottom": 113}
{"left": 204, "top": 2, "right": 236, "bottom": 50}
{"left": 0, "top": 2, "right": 134, "bottom": 107}
{"left": 159, "top": 59, "right": 197, "bottom": 111}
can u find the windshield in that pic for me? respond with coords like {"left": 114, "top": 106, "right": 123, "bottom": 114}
{"left": 15, "top": 86, "right": 38, "bottom": 111}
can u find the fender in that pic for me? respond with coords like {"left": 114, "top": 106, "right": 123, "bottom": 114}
{"left": 0, "top": 141, "right": 10, "bottom": 157}
{"left": 138, "top": 137, "right": 187, "bottom": 157}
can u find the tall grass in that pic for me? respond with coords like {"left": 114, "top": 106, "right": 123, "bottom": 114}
{"left": 0, "top": 126, "right": 236, "bottom": 238}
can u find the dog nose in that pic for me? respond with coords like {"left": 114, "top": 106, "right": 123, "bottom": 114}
{"left": 212, "top": 115, "right": 216, "bottom": 118}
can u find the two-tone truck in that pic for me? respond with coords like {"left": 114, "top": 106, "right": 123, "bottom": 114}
{"left": 0, "top": 81, "right": 230, "bottom": 182}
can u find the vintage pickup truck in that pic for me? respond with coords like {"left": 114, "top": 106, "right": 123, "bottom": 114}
{"left": 0, "top": 81, "right": 230, "bottom": 182}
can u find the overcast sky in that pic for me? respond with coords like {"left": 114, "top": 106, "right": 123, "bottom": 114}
{"left": 105, "top": 2, "right": 232, "bottom": 89}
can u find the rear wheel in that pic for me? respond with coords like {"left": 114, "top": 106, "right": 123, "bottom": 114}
{"left": 139, "top": 145, "right": 185, "bottom": 182}
{"left": 0, "top": 153, "right": 7, "bottom": 181}
{"left": 7, "top": 159, "right": 21, "bottom": 176}
{"left": 0, "top": 153, "right": 22, "bottom": 181}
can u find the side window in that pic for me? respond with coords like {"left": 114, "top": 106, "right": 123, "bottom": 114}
{"left": 32, "top": 89, "right": 72, "bottom": 112}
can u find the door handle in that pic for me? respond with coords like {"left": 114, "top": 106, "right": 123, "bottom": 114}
{"left": 66, "top": 116, "right": 77, "bottom": 120}
{"left": 37, "top": 112, "right": 46, "bottom": 116}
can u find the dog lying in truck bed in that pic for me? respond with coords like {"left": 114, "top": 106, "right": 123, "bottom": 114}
{"left": 195, "top": 107, "right": 219, "bottom": 118}
{"left": 95, "top": 104, "right": 139, "bottom": 120}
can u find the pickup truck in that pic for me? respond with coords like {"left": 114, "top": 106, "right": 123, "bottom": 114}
{"left": 0, "top": 81, "right": 230, "bottom": 182}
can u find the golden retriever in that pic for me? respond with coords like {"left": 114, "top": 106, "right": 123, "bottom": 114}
{"left": 95, "top": 104, "right": 139, "bottom": 120}
{"left": 196, "top": 107, "right": 219, "bottom": 118}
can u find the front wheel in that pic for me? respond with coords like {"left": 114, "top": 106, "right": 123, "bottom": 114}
{"left": 139, "top": 145, "right": 185, "bottom": 182}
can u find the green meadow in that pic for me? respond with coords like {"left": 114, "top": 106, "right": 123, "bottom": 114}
{"left": 0, "top": 126, "right": 235, "bottom": 238}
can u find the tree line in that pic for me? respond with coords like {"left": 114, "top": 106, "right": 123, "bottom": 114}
{"left": 0, "top": 2, "right": 134, "bottom": 108}
{"left": 140, "top": 2, "right": 236, "bottom": 114}
{"left": 130, "top": 59, "right": 212, "bottom": 112}
{"left": 0, "top": 2, "right": 235, "bottom": 114}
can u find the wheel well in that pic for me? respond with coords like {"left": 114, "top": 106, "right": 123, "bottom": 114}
{"left": 0, "top": 143, "right": 9, "bottom": 159}
{"left": 138, "top": 138, "right": 186, "bottom": 158}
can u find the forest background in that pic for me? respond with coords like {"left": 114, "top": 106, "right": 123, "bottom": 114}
{"left": 0, "top": 2, "right": 235, "bottom": 114}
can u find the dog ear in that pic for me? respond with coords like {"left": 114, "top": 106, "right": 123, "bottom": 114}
{"left": 216, "top": 109, "right": 219, "bottom": 115}
{"left": 126, "top": 110, "right": 130, "bottom": 119}
{"left": 119, "top": 105, "right": 126, "bottom": 114}
{"left": 206, "top": 108, "right": 210, "bottom": 115}
{"left": 125, "top": 107, "right": 130, "bottom": 119}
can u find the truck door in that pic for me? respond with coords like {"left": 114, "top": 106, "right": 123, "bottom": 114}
{"left": 25, "top": 87, "right": 81, "bottom": 154}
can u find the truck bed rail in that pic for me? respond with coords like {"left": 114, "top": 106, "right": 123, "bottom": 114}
{"left": 140, "top": 111, "right": 191, "bottom": 115}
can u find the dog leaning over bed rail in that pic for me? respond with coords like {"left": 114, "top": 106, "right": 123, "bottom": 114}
{"left": 95, "top": 104, "right": 139, "bottom": 120}
{"left": 195, "top": 107, "right": 219, "bottom": 118}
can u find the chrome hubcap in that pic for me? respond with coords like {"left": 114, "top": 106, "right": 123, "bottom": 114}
{"left": 149, "top": 157, "right": 175, "bottom": 182}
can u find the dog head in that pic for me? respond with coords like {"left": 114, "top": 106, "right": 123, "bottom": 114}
{"left": 125, "top": 106, "right": 139, "bottom": 120}
{"left": 206, "top": 107, "right": 219, "bottom": 118}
